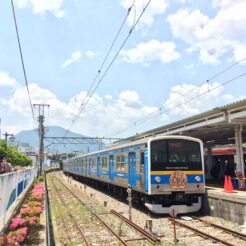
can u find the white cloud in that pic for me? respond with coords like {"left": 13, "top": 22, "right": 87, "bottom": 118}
{"left": 120, "top": 0, "right": 168, "bottom": 28}
{"left": 62, "top": 50, "right": 82, "bottom": 68}
{"left": 15, "top": 0, "right": 65, "bottom": 18}
{"left": 164, "top": 82, "right": 235, "bottom": 116}
{"left": 0, "top": 74, "right": 239, "bottom": 138}
{"left": 86, "top": 50, "right": 96, "bottom": 58}
{"left": 0, "top": 82, "right": 159, "bottom": 137}
{"left": 0, "top": 72, "right": 18, "bottom": 88}
{"left": 212, "top": 0, "right": 243, "bottom": 9}
{"left": 120, "top": 39, "right": 180, "bottom": 65}
{"left": 167, "top": 2, "right": 246, "bottom": 64}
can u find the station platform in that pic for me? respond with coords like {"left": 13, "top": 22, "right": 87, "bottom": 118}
{"left": 204, "top": 186, "right": 246, "bottom": 225}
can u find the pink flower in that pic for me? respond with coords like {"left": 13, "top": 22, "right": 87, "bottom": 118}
{"left": 21, "top": 227, "right": 27, "bottom": 236}
{"left": 6, "top": 227, "right": 27, "bottom": 245}
{"left": 9, "top": 217, "right": 25, "bottom": 230}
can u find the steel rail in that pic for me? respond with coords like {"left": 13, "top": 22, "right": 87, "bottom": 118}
{"left": 50, "top": 178, "right": 91, "bottom": 245}
{"left": 192, "top": 216, "right": 246, "bottom": 241}
{"left": 168, "top": 218, "right": 235, "bottom": 246}
{"left": 110, "top": 209, "right": 161, "bottom": 244}
{"left": 44, "top": 174, "right": 51, "bottom": 246}
{"left": 54, "top": 176, "right": 128, "bottom": 246}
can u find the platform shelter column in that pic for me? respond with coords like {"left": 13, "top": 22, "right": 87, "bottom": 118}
{"left": 205, "top": 144, "right": 213, "bottom": 179}
{"left": 234, "top": 125, "right": 245, "bottom": 177}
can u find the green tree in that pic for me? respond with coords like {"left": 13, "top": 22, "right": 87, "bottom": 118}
{"left": 0, "top": 140, "right": 32, "bottom": 167}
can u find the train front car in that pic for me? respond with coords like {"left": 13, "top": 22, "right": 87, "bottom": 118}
{"left": 145, "top": 136, "right": 205, "bottom": 214}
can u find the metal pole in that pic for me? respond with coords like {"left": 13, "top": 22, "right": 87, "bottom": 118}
{"left": 172, "top": 209, "right": 177, "bottom": 243}
{"left": 34, "top": 104, "right": 49, "bottom": 176}
{"left": 38, "top": 115, "right": 44, "bottom": 176}
{"left": 4, "top": 132, "right": 7, "bottom": 151}
{"left": 127, "top": 185, "right": 132, "bottom": 221}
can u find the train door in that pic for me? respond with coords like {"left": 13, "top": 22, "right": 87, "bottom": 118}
{"left": 85, "top": 159, "right": 88, "bottom": 175}
{"left": 128, "top": 152, "right": 136, "bottom": 187}
{"left": 140, "top": 151, "right": 145, "bottom": 188}
{"left": 109, "top": 155, "right": 114, "bottom": 181}
{"left": 82, "top": 159, "right": 84, "bottom": 174}
{"left": 89, "top": 159, "right": 91, "bottom": 175}
{"left": 97, "top": 157, "right": 101, "bottom": 177}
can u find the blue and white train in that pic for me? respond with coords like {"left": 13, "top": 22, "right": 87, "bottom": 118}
{"left": 63, "top": 135, "right": 205, "bottom": 214}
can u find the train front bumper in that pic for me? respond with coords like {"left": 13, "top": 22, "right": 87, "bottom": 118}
{"left": 144, "top": 196, "right": 202, "bottom": 214}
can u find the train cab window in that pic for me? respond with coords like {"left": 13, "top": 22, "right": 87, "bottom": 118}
{"left": 151, "top": 139, "right": 202, "bottom": 171}
{"left": 169, "top": 140, "right": 201, "bottom": 164}
{"left": 151, "top": 140, "right": 168, "bottom": 171}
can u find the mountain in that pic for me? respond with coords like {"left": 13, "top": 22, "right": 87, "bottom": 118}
{"left": 14, "top": 126, "right": 105, "bottom": 153}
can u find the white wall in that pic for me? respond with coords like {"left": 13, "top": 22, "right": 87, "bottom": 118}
{"left": 0, "top": 169, "right": 37, "bottom": 227}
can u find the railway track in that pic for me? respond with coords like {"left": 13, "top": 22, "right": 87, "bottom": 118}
{"left": 49, "top": 176, "right": 128, "bottom": 245}
{"left": 192, "top": 216, "right": 246, "bottom": 241}
{"left": 169, "top": 216, "right": 246, "bottom": 246}
{"left": 49, "top": 173, "right": 246, "bottom": 246}
{"left": 110, "top": 209, "right": 161, "bottom": 244}
{"left": 50, "top": 178, "right": 90, "bottom": 245}
{"left": 49, "top": 174, "right": 161, "bottom": 245}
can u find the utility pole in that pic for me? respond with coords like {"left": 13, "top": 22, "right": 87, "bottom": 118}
{"left": 34, "top": 104, "right": 49, "bottom": 176}
{"left": 3, "top": 132, "right": 14, "bottom": 151}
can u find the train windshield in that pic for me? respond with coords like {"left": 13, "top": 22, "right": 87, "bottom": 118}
{"left": 151, "top": 139, "right": 202, "bottom": 171}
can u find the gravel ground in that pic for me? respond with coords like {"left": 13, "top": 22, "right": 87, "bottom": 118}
{"left": 51, "top": 172, "right": 246, "bottom": 246}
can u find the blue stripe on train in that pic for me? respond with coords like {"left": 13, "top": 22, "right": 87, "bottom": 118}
{"left": 98, "top": 171, "right": 141, "bottom": 180}
{"left": 151, "top": 174, "right": 204, "bottom": 184}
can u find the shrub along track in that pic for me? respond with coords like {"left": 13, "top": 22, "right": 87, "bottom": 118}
{"left": 47, "top": 173, "right": 159, "bottom": 245}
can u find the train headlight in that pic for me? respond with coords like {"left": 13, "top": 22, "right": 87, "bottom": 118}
{"left": 195, "top": 176, "right": 201, "bottom": 182}
{"left": 155, "top": 176, "right": 161, "bottom": 183}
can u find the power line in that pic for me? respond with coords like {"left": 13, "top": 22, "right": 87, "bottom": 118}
{"left": 82, "top": 1, "right": 136, "bottom": 106}
{"left": 64, "top": 0, "right": 152, "bottom": 136}
{"left": 10, "top": 0, "right": 36, "bottom": 124}
{"left": 111, "top": 72, "right": 246, "bottom": 136}
{"left": 208, "top": 56, "right": 246, "bottom": 81}
{"left": 110, "top": 56, "right": 246, "bottom": 136}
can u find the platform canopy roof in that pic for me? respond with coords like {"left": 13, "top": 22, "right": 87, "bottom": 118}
{"left": 122, "top": 100, "right": 246, "bottom": 146}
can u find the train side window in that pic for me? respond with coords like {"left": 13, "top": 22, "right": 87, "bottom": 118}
{"left": 92, "top": 158, "right": 96, "bottom": 169}
{"left": 101, "top": 156, "right": 108, "bottom": 168}
{"left": 116, "top": 155, "right": 125, "bottom": 171}
{"left": 140, "top": 152, "right": 144, "bottom": 165}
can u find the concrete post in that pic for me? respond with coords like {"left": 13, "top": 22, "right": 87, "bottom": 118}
{"left": 235, "top": 125, "right": 245, "bottom": 177}
{"left": 127, "top": 185, "right": 132, "bottom": 221}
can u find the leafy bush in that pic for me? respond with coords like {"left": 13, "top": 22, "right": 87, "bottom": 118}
{"left": 0, "top": 140, "right": 32, "bottom": 167}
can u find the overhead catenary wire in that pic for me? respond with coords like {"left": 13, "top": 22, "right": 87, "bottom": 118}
{"left": 64, "top": 0, "right": 136, "bottom": 137}
{"left": 111, "top": 72, "right": 246, "bottom": 137}
{"left": 81, "top": 0, "right": 136, "bottom": 107}
{"left": 10, "top": 0, "right": 36, "bottom": 125}
{"left": 64, "top": 10, "right": 132, "bottom": 137}
{"left": 110, "top": 56, "right": 246, "bottom": 136}
{"left": 64, "top": 0, "right": 152, "bottom": 136}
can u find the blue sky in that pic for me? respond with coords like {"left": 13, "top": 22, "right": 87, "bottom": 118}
{"left": 0, "top": 0, "right": 245, "bottom": 138}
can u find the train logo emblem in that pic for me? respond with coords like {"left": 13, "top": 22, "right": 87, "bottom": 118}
{"left": 170, "top": 171, "right": 187, "bottom": 190}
